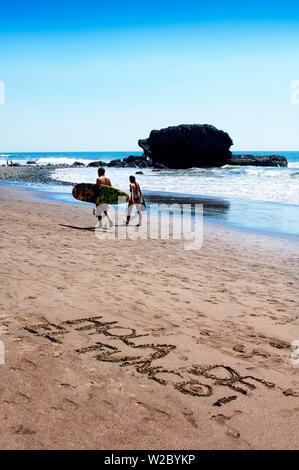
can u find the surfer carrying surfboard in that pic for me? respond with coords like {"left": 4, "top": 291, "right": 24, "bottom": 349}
{"left": 95, "top": 168, "right": 113, "bottom": 228}
{"left": 126, "top": 175, "right": 143, "bottom": 227}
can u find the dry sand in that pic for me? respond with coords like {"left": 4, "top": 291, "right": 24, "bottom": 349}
{"left": 0, "top": 185, "right": 298, "bottom": 450}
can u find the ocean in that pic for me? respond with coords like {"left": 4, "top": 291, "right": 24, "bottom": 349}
{"left": 1, "top": 151, "right": 299, "bottom": 238}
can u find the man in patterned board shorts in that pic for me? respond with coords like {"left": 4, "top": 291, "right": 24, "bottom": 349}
{"left": 95, "top": 167, "right": 113, "bottom": 228}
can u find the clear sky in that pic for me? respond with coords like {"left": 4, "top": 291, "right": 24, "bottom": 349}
{"left": 0, "top": 0, "right": 299, "bottom": 151}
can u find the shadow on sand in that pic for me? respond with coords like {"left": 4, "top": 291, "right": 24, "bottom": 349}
{"left": 59, "top": 224, "right": 96, "bottom": 231}
{"left": 59, "top": 224, "right": 129, "bottom": 231}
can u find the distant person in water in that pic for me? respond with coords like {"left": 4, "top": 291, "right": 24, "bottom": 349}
{"left": 95, "top": 167, "right": 113, "bottom": 228}
{"left": 126, "top": 175, "right": 143, "bottom": 227}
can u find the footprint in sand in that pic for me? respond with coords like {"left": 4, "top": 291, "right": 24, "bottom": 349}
{"left": 212, "top": 413, "right": 241, "bottom": 439}
{"left": 252, "top": 348, "right": 271, "bottom": 358}
{"left": 54, "top": 398, "right": 79, "bottom": 412}
{"left": 183, "top": 409, "right": 198, "bottom": 429}
{"left": 178, "top": 354, "right": 188, "bottom": 361}
{"left": 283, "top": 389, "right": 299, "bottom": 397}
{"left": 135, "top": 401, "right": 171, "bottom": 422}
{"left": 58, "top": 383, "right": 72, "bottom": 389}
{"left": 19, "top": 359, "right": 37, "bottom": 371}
{"left": 13, "top": 392, "right": 31, "bottom": 404}
{"left": 226, "top": 427, "right": 241, "bottom": 439}
{"left": 13, "top": 425, "right": 36, "bottom": 435}
{"left": 213, "top": 413, "right": 231, "bottom": 425}
{"left": 200, "top": 330, "right": 211, "bottom": 336}
{"left": 141, "top": 289, "right": 152, "bottom": 295}
{"left": 269, "top": 339, "right": 289, "bottom": 350}
{"left": 233, "top": 344, "right": 246, "bottom": 353}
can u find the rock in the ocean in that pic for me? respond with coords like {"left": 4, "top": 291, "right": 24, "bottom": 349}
{"left": 72, "top": 161, "right": 85, "bottom": 167}
{"left": 87, "top": 161, "right": 107, "bottom": 167}
{"left": 136, "top": 171, "right": 144, "bottom": 175}
{"left": 125, "top": 155, "right": 152, "bottom": 168}
{"left": 227, "top": 154, "right": 287, "bottom": 167}
{"left": 108, "top": 155, "right": 152, "bottom": 168}
{"left": 107, "top": 159, "right": 123, "bottom": 167}
{"left": 27, "top": 160, "right": 36, "bottom": 165}
{"left": 138, "top": 124, "right": 233, "bottom": 168}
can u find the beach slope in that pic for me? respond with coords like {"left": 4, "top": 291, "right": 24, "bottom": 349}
{"left": 0, "top": 186, "right": 298, "bottom": 449}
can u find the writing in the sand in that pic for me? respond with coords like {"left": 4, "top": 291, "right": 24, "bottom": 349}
{"left": 25, "top": 316, "right": 276, "bottom": 407}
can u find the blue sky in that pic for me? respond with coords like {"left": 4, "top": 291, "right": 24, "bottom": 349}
{"left": 0, "top": 0, "right": 299, "bottom": 151}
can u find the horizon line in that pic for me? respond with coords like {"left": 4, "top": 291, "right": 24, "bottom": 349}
{"left": 1, "top": 149, "right": 299, "bottom": 153}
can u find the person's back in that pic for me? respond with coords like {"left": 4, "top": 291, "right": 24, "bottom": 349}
{"left": 130, "top": 182, "right": 141, "bottom": 203}
{"left": 97, "top": 174, "right": 111, "bottom": 187}
{"left": 126, "top": 176, "right": 143, "bottom": 226}
{"left": 95, "top": 167, "right": 113, "bottom": 228}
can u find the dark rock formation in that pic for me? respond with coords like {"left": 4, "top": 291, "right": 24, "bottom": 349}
{"left": 87, "top": 161, "right": 107, "bottom": 167}
{"left": 107, "top": 159, "right": 123, "bottom": 167}
{"left": 46, "top": 163, "right": 69, "bottom": 168}
{"left": 0, "top": 166, "right": 74, "bottom": 185}
{"left": 227, "top": 154, "right": 287, "bottom": 167}
{"left": 125, "top": 155, "right": 151, "bottom": 168}
{"left": 151, "top": 161, "right": 168, "bottom": 169}
{"left": 138, "top": 124, "right": 233, "bottom": 168}
{"left": 108, "top": 155, "right": 152, "bottom": 168}
{"left": 135, "top": 171, "right": 144, "bottom": 175}
{"left": 72, "top": 161, "right": 85, "bottom": 167}
{"left": 138, "top": 139, "right": 151, "bottom": 157}
{"left": 27, "top": 160, "right": 36, "bottom": 164}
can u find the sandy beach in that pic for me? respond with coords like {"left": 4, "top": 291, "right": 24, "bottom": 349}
{"left": 0, "top": 185, "right": 298, "bottom": 450}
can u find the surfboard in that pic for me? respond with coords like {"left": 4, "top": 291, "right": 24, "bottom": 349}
{"left": 72, "top": 183, "right": 129, "bottom": 205}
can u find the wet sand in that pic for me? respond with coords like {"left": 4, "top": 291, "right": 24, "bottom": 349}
{"left": 0, "top": 185, "right": 298, "bottom": 449}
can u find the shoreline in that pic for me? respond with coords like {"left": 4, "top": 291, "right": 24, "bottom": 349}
{"left": 1, "top": 166, "right": 299, "bottom": 241}
{"left": 8, "top": 183, "right": 299, "bottom": 251}
{"left": 0, "top": 185, "right": 298, "bottom": 449}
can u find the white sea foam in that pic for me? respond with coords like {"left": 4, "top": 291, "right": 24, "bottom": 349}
{"left": 51, "top": 163, "right": 299, "bottom": 206}
{"left": 35, "top": 157, "right": 94, "bottom": 165}
{"left": 288, "top": 161, "right": 299, "bottom": 168}
{"left": 3, "top": 151, "right": 298, "bottom": 206}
